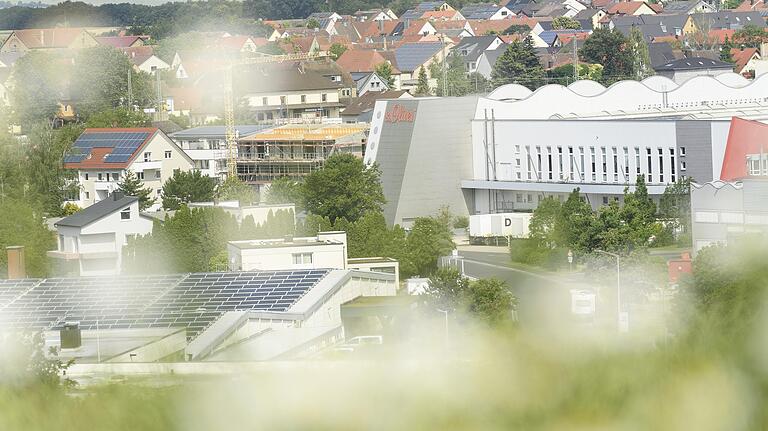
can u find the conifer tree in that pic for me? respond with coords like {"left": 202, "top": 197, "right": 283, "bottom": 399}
{"left": 117, "top": 169, "right": 155, "bottom": 211}
{"left": 415, "top": 66, "right": 431, "bottom": 96}
{"left": 491, "top": 36, "right": 544, "bottom": 90}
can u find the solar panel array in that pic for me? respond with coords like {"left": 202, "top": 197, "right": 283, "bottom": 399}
{"left": 0, "top": 279, "right": 40, "bottom": 309}
{"left": 0, "top": 270, "right": 329, "bottom": 340}
{"left": 65, "top": 131, "right": 152, "bottom": 164}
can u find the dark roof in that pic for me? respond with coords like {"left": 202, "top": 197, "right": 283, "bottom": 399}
{"left": 649, "top": 42, "right": 679, "bottom": 68}
{"left": 461, "top": 3, "right": 506, "bottom": 19}
{"left": 341, "top": 90, "right": 409, "bottom": 117}
{"left": 56, "top": 195, "right": 138, "bottom": 228}
{"left": 453, "top": 35, "right": 502, "bottom": 62}
{"left": 661, "top": 0, "right": 703, "bottom": 13}
{"left": 394, "top": 42, "right": 444, "bottom": 72}
{"left": 654, "top": 56, "right": 734, "bottom": 71}
{"left": 574, "top": 8, "right": 602, "bottom": 19}
{"left": 236, "top": 63, "right": 345, "bottom": 94}
{"left": 690, "top": 11, "right": 766, "bottom": 30}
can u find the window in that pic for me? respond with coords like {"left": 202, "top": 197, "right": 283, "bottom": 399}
{"left": 681, "top": 161, "right": 687, "bottom": 171}
{"left": 721, "top": 212, "right": 744, "bottom": 224}
{"left": 301, "top": 95, "right": 307, "bottom": 103}
{"left": 144, "top": 152, "right": 151, "bottom": 162}
{"left": 97, "top": 173, "right": 103, "bottom": 181}
{"left": 590, "top": 147, "right": 596, "bottom": 181}
{"left": 137, "top": 171, "right": 145, "bottom": 180}
{"left": 749, "top": 158, "right": 761, "bottom": 176}
{"left": 679, "top": 146, "right": 686, "bottom": 156}
{"left": 322, "top": 93, "right": 328, "bottom": 102}
{"left": 658, "top": 148, "right": 664, "bottom": 182}
{"left": 516, "top": 193, "right": 523, "bottom": 203}
{"left": 670, "top": 148, "right": 676, "bottom": 182}
{"left": 612, "top": 147, "right": 618, "bottom": 181}
{"left": 262, "top": 97, "right": 268, "bottom": 105}
{"left": 280, "top": 96, "right": 286, "bottom": 105}
{"left": 155, "top": 170, "right": 161, "bottom": 179}
{"left": 120, "top": 207, "right": 131, "bottom": 220}
{"left": 646, "top": 148, "right": 652, "bottom": 182}
{"left": 156, "top": 189, "right": 162, "bottom": 196}
{"left": 113, "top": 172, "right": 120, "bottom": 181}
{"left": 623, "top": 147, "right": 629, "bottom": 176}
{"left": 165, "top": 151, "right": 172, "bottom": 159}
{"left": 527, "top": 194, "right": 532, "bottom": 203}
{"left": 84, "top": 173, "right": 89, "bottom": 180}
{"left": 292, "top": 252, "right": 313, "bottom": 265}
{"left": 695, "top": 211, "right": 718, "bottom": 223}
{"left": 635, "top": 147, "right": 641, "bottom": 175}
{"left": 85, "top": 191, "right": 90, "bottom": 199}
{"left": 601, "top": 148, "right": 607, "bottom": 182}
{"left": 602, "top": 196, "right": 609, "bottom": 205}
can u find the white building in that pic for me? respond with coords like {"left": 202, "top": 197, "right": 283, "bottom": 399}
{"left": 365, "top": 73, "right": 768, "bottom": 226}
{"left": 228, "top": 231, "right": 348, "bottom": 272}
{"left": 47, "top": 194, "right": 154, "bottom": 276}
{"left": 169, "top": 125, "right": 270, "bottom": 180}
{"left": 64, "top": 128, "right": 195, "bottom": 210}
{"left": 188, "top": 201, "right": 295, "bottom": 224}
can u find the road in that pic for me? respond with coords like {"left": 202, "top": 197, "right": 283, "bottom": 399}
{"left": 455, "top": 248, "right": 575, "bottom": 328}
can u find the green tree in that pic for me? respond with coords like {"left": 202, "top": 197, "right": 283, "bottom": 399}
{"left": 415, "top": 66, "right": 431, "bottom": 96}
{"left": 528, "top": 197, "right": 562, "bottom": 250}
{"left": 628, "top": 26, "right": 652, "bottom": 80}
{"left": 430, "top": 54, "right": 472, "bottom": 97}
{"left": 491, "top": 36, "right": 544, "bottom": 90}
{"left": 305, "top": 17, "right": 320, "bottom": 29}
{"left": 25, "top": 123, "right": 81, "bottom": 216}
{"left": 117, "top": 169, "right": 156, "bottom": 211}
{"left": 720, "top": 36, "right": 735, "bottom": 63}
{"left": 303, "top": 154, "right": 385, "bottom": 223}
{"left": 0, "top": 199, "right": 55, "bottom": 277}
{"left": 732, "top": 24, "right": 768, "bottom": 48}
{"left": 374, "top": 62, "right": 396, "bottom": 87}
{"left": 85, "top": 108, "right": 151, "bottom": 128}
{"left": 659, "top": 177, "right": 692, "bottom": 246}
{"left": 466, "top": 278, "right": 517, "bottom": 326}
{"left": 425, "top": 268, "right": 470, "bottom": 312}
{"left": 9, "top": 51, "right": 63, "bottom": 127}
{"left": 264, "top": 176, "right": 304, "bottom": 207}
{"left": 216, "top": 177, "right": 256, "bottom": 205}
{"left": 328, "top": 43, "right": 348, "bottom": 61}
{"left": 580, "top": 28, "right": 633, "bottom": 84}
{"left": 621, "top": 175, "right": 658, "bottom": 245}
{"left": 406, "top": 216, "right": 454, "bottom": 276}
{"left": 556, "top": 188, "right": 597, "bottom": 252}
{"left": 552, "top": 16, "right": 581, "bottom": 30}
{"left": 501, "top": 24, "right": 531, "bottom": 35}
{"left": 161, "top": 169, "right": 216, "bottom": 210}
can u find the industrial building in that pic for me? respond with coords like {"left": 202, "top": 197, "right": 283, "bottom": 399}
{"left": 366, "top": 74, "right": 768, "bottom": 226}
{"left": 0, "top": 269, "right": 396, "bottom": 363}
{"left": 236, "top": 124, "right": 368, "bottom": 191}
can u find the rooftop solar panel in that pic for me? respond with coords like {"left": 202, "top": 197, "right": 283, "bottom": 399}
{"left": 0, "top": 270, "right": 329, "bottom": 340}
{"left": 66, "top": 130, "right": 153, "bottom": 165}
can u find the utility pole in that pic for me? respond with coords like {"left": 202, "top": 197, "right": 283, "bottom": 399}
{"left": 441, "top": 33, "right": 447, "bottom": 96}
{"left": 572, "top": 35, "right": 578, "bottom": 82}
{"left": 155, "top": 70, "right": 162, "bottom": 116}
{"left": 127, "top": 67, "right": 132, "bottom": 110}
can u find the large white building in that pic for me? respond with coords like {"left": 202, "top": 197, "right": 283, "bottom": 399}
{"left": 47, "top": 194, "right": 154, "bottom": 276}
{"left": 366, "top": 74, "right": 768, "bottom": 226}
{"left": 229, "top": 231, "right": 349, "bottom": 272}
{"left": 64, "top": 128, "right": 195, "bottom": 210}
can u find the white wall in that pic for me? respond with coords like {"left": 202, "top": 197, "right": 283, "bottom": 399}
{"left": 229, "top": 243, "right": 346, "bottom": 271}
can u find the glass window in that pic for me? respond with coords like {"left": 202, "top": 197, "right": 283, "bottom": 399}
{"left": 292, "top": 253, "right": 313, "bottom": 265}
{"left": 137, "top": 171, "right": 144, "bottom": 180}
{"left": 165, "top": 151, "right": 172, "bottom": 159}
{"left": 120, "top": 207, "right": 131, "bottom": 220}
{"left": 144, "top": 152, "right": 151, "bottom": 162}
{"left": 155, "top": 170, "right": 161, "bottom": 179}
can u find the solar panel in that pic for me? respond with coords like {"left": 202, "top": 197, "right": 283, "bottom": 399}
{"left": 66, "top": 130, "right": 152, "bottom": 165}
{"left": 0, "top": 270, "right": 329, "bottom": 340}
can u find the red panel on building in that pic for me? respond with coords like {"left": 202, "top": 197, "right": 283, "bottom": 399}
{"left": 721, "top": 117, "right": 768, "bottom": 181}
{"left": 668, "top": 252, "right": 692, "bottom": 285}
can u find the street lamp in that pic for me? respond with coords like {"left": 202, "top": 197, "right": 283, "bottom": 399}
{"left": 595, "top": 249, "right": 623, "bottom": 332}
{"left": 436, "top": 308, "right": 449, "bottom": 349}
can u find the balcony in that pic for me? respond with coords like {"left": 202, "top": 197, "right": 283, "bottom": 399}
{"left": 132, "top": 160, "right": 162, "bottom": 171}
{"left": 47, "top": 250, "right": 80, "bottom": 261}
{"left": 94, "top": 181, "right": 118, "bottom": 192}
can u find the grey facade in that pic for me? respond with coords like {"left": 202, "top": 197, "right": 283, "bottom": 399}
{"left": 690, "top": 180, "right": 768, "bottom": 255}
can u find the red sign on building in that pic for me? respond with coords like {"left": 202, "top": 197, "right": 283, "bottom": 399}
{"left": 384, "top": 104, "right": 415, "bottom": 123}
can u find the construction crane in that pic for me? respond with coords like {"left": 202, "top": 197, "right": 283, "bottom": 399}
{"left": 224, "top": 51, "right": 329, "bottom": 180}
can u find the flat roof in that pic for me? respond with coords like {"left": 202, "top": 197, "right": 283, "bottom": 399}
{"left": 229, "top": 239, "right": 343, "bottom": 250}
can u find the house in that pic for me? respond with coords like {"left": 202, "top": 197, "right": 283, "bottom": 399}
{"left": 353, "top": 9, "right": 399, "bottom": 21}
{"left": 606, "top": 1, "right": 658, "bottom": 17}
{"left": 123, "top": 46, "right": 170, "bottom": 75}
{"left": 394, "top": 41, "right": 453, "bottom": 93}
{"left": 352, "top": 71, "right": 391, "bottom": 95}
{"left": 63, "top": 128, "right": 195, "bottom": 210}
{"left": 573, "top": 8, "right": 607, "bottom": 30}
{"left": 611, "top": 14, "right": 693, "bottom": 42}
{"left": 654, "top": 56, "right": 734, "bottom": 84}
{"left": 461, "top": 3, "right": 515, "bottom": 20}
{"left": 0, "top": 28, "right": 99, "bottom": 52}
{"left": 336, "top": 49, "right": 402, "bottom": 88}
{"left": 660, "top": 0, "right": 715, "bottom": 15}
{"left": 238, "top": 62, "right": 356, "bottom": 123}
{"left": 731, "top": 47, "right": 760, "bottom": 76}
{"left": 229, "top": 231, "right": 348, "bottom": 272}
{"left": 476, "top": 44, "right": 510, "bottom": 78}
{"left": 95, "top": 35, "right": 148, "bottom": 48}
{"left": 0, "top": 51, "right": 24, "bottom": 68}
{"left": 403, "top": 20, "right": 439, "bottom": 36}
{"left": 214, "top": 35, "right": 260, "bottom": 53}
{"left": 452, "top": 35, "right": 505, "bottom": 74}
{"left": 649, "top": 41, "right": 680, "bottom": 69}
{"left": 236, "top": 124, "right": 369, "bottom": 191}
{"left": 469, "top": 17, "right": 542, "bottom": 36}
{"left": 341, "top": 90, "right": 412, "bottom": 122}
{"left": 421, "top": 9, "right": 466, "bottom": 21}
{"left": 401, "top": 2, "right": 455, "bottom": 21}
{"left": 690, "top": 11, "right": 767, "bottom": 31}
{"left": 735, "top": 0, "right": 768, "bottom": 12}
{"left": 432, "top": 20, "right": 476, "bottom": 38}
{"left": 169, "top": 125, "right": 271, "bottom": 180}
{"left": 47, "top": 193, "right": 154, "bottom": 276}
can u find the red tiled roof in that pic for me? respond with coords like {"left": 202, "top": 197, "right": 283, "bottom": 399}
{"left": 709, "top": 29, "right": 736, "bottom": 44}
{"left": 96, "top": 36, "right": 145, "bottom": 48}
{"left": 607, "top": 1, "right": 652, "bottom": 15}
{"left": 12, "top": 28, "right": 92, "bottom": 49}
{"left": 735, "top": 0, "right": 768, "bottom": 11}
{"left": 432, "top": 20, "right": 470, "bottom": 30}
{"left": 421, "top": 9, "right": 461, "bottom": 20}
{"left": 731, "top": 47, "right": 759, "bottom": 73}
{"left": 336, "top": 49, "right": 400, "bottom": 73}
{"left": 403, "top": 20, "right": 433, "bottom": 36}
{"left": 721, "top": 117, "right": 768, "bottom": 180}
{"left": 592, "top": 0, "right": 617, "bottom": 9}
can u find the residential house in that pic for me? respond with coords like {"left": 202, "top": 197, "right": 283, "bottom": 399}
{"left": 214, "top": 35, "right": 260, "bottom": 53}
{"left": 690, "top": 11, "right": 767, "bottom": 31}
{"left": 48, "top": 193, "right": 154, "bottom": 276}
{"left": 238, "top": 62, "right": 355, "bottom": 123}
{"left": 0, "top": 28, "right": 99, "bottom": 52}
{"left": 353, "top": 9, "right": 399, "bottom": 21}
{"left": 649, "top": 41, "right": 680, "bottom": 69}
{"left": 403, "top": 20, "right": 439, "bottom": 36}
{"left": 420, "top": 9, "right": 466, "bottom": 21}
{"left": 461, "top": 3, "right": 515, "bottom": 20}
{"left": 341, "top": 90, "right": 412, "bottom": 123}
{"left": 123, "top": 46, "right": 170, "bottom": 75}
{"left": 654, "top": 56, "right": 734, "bottom": 84}
{"left": 731, "top": 47, "right": 760, "bottom": 76}
{"left": 476, "top": 44, "right": 510, "bottom": 78}
{"left": 432, "top": 20, "right": 476, "bottom": 38}
{"left": 352, "top": 72, "right": 391, "bottom": 96}
{"left": 660, "top": 0, "right": 715, "bottom": 15}
{"left": 453, "top": 35, "right": 505, "bottom": 74}
{"left": 63, "top": 128, "right": 195, "bottom": 209}
{"left": 611, "top": 14, "right": 693, "bottom": 42}
{"left": 469, "top": 17, "right": 543, "bottom": 35}
{"left": 606, "top": 1, "right": 658, "bottom": 17}
{"left": 0, "top": 68, "right": 10, "bottom": 106}
{"left": 735, "top": 0, "right": 768, "bottom": 12}
{"left": 337, "top": 49, "right": 402, "bottom": 88}
{"left": 573, "top": 8, "right": 607, "bottom": 30}
{"left": 401, "top": 2, "right": 455, "bottom": 21}
{"left": 169, "top": 125, "right": 270, "bottom": 180}
{"left": 394, "top": 41, "right": 453, "bottom": 93}
{"left": 95, "top": 35, "right": 147, "bottom": 48}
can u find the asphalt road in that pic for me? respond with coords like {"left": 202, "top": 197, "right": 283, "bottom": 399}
{"left": 456, "top": 249, "right": 574, "bottom": 328}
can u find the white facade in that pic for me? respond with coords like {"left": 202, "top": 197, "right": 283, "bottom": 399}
{"left": 135, "top": 55, "right": 171, "bottom": 75}
{"left": 229, "top": 232, "right": 348, "bottom": 272}
{"left": 48, "top": 198, "right": 154, "bottom": 276}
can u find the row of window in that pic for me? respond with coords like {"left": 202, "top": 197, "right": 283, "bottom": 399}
{"left": 694, "top": 211, "right": 768, "bottom": 225}
{"left": 85, "top": 170, "right": 161, "bottom": 181}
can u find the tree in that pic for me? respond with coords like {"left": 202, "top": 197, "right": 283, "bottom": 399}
{"left": 425, "top": 268, "right": 470, "bottom": 312}
{"left": 466, "top": 278, "right": 517, "bottom": 325}
{"left": 328, "top": 43, "right": 348, "bottom": 61}
{"left": 0, "top": 199, "right": 55, "bottom": 277}
{"left": 491, "top": 36, "right": 545, "bottom": 90}
{"left": 501, "top": 24, "right": 531, "bottom": 35}
{"left": 528, "top": 197, "right": 562, "bottom": 250}
{"left": 621, "top": 176, "right": 658, "bottom": 244}
{"left": 406, "top": 216, "right": 454, "bottom": 276}
{"left": 430, "top": 54, "right": 472, "bottom": 97}
{"left": 85, "top": 108, "right": 151, "bottom": 128}
{"left": 117, "top": 169, "right": 156, "bottom": 211}
{"left": 264, "top": 176, "right": 304, "bottom": 207}
{"left": 303, "top": 154, "right": 386, "bottom": 223}
{"left": 732, "top": 24, "right": 768, "bottom": 48}
{"left": 628, "top": 26, "right": 652, "bottom": 80}
{"left": 552, "top": 16, "right": 581, "bottom": 30}
{"left": 556, "top": 188, "right": 597, "bottom": 252}
{"left": 374, "top": 62, "right": 395, "bottom": 87}
{"left": 415, "top": 66, "right": 431, "bottom": 96}
{"left": 549, "top": 63, "right": 603, "bottom": 84}
{"left": 580, "top": 28, "right": 633, "bottom": 84}
{"left": 9, "top": 51, "right": 62, "bottom": 127}
{"left": 161, "top": 169, "right": 216, "bottom": 210}
{"left": 23, "top": 123, "right": 81, "bottom": 216}
{"left": 216, "top": 177, "right": 256, "bottom": 205}
{"left": 306, "top": 17, "right": 320, "bottom": 29}
{"left": 720, "top": 35, "right": 735, "bottom": 63}
{"left": 659, "top": 177, "right": 692, "bottom": 246}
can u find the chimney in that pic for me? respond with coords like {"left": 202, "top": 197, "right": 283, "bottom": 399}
{"left": 6, "top": 246, "right": 26, "bottom": 279}
{"left": 112, "top": 191, "right": 125, "bottom": 201}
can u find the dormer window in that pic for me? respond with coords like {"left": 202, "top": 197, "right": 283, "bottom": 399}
{"left": 120, "top": 207, "right": 131, "bottom": 220}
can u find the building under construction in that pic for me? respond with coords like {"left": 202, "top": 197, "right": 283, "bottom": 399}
{"left": 236, "top": 124, "right": 369, "bottom": 189}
